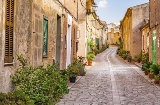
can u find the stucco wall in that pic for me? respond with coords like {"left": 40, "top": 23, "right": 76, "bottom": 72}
{"left": 0, "top": 0, "right": 65, "bottom": 92}
{"left": 149, "top": 0, "right": 160, "bottom": 65}
{"left": 132, "top": 3, "right": 149, "bottom": 57}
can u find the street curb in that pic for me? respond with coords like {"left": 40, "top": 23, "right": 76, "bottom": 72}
{"left": 133, "top": 63, "right": 160, "bottom": 90}
{"left": 134, "top": 62, "right": 142, "bottom": 68}
{"left": 117, "top": 55, "right": 160, "bottom": 90}
{"left": 68, "top": 76, "right": 83, "bottom": 90}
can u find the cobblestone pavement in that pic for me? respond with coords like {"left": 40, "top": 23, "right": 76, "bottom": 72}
{"left": 56, "top": 46, "right": 160, "bottom": 105}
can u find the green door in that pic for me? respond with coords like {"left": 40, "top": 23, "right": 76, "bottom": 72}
{"left": 152, "top": 30, "right": 156, "bottom": 64}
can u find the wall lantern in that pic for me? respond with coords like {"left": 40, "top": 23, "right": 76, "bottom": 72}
{"left": 86, "top": 3, "right": 98, "bottom": 15}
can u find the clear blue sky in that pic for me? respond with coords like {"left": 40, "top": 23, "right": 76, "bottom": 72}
{"left": 94, "top": 0, "right": 149, "bottom": 24}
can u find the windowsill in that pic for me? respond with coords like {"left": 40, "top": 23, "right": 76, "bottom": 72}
{"left": 4, "top": 62, "right": 15, "bottom": 66}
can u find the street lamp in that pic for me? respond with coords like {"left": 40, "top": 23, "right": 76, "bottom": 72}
{"left": 92, "top": 3, "right": 98, "bottom": 12}
{"left": 86, "top": 3, "right": 98, "bottom": 15}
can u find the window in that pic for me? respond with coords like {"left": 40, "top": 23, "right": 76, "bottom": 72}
{"left": 4, "top": 0, "right": 14, "bottom": 63}
{"left": 42, "top": 18, "right": 48, "bottom": 57}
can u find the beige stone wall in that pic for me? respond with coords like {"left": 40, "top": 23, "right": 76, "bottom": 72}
{"left": 114, "top": 32, "right": 120, "bottom": 44}
{"left": 149, "top": 0, "right": 160, "bottom": 65}
{"left": 132, "top": 3, "right": 149, "bottom": 57}
{"left": 0, "top": 0, "right": 33, "bottom": 93}
{"left": 0, "top": 0, "right": 3, "bottom": 92}
{"left": 77, "top": 0, "right": 87, "bottom": 58}
{"left": 65, "top": 0, "right": 78, "bottom": 19}
{"left": 0, "top": 0, "right": 65, "bottom": 92}
{"left": 77, "top": 21, "right": 87, "bottom": 57}
{"left": 141, "top": 25, "right": 149, "bottom": 53}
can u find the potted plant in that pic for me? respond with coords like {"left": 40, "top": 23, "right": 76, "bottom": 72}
{"left": 127, "top": 55, "right": 132, "bottom": 62}
{"left": 149, "top": 64, "right": 160, "bottom": 80}
{"left": 154, "top": 75, "right": 159, "bottom": 84}
{"left": 67, "top": 64, "right": 79, "bottom": 83}
{"left": 142, "top": 62, "right": 151, "bottom": 75}
{"left": 86, "top": 52, "right": 95, "bottom": 66}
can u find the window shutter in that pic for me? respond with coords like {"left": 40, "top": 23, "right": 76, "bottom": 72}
{"left": 4, "top": 0, "right": 14, "bottom": 63}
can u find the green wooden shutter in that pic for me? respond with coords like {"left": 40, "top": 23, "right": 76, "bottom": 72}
{"left": 42, "top": 18, "right": 48, "bottom": 57}
{"left": 4, "top": 0, "right": 14, "bottom": 63}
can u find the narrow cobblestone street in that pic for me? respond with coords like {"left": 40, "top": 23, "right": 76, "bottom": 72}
{"left": 57, "top": 46, "right": 160, "bottom": 105}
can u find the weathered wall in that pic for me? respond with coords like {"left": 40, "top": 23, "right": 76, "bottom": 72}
{"left": 71, "top": 21, "right": 78, "bottom": 62}
{"left": 77, "top": 0, "right": 87, "bottom": 58}
{"left": 0, "top": 0, "right": 33, "bottom": 93}
{"left": 132, "top": 3, "right": 149, "bottom": 57}
{"left": 64, "top": 0, "right": 78, "bottom": 66}
{"left": 65, "top": 0, "right": 78, "bottom": 19}
{"left": 77, "top": 21, "right": 87, "bottom": 57}
{"left": 149, "top": 0, "right": 160, "bottom": 64}
{"left": 0, "top": 0, "right": 4, "bottom": 92}
{"left": 141, "top": 24, "right": 149, "bottom": 53}
{"left": 0, "top": 0, "right": 65, "bottom": 92}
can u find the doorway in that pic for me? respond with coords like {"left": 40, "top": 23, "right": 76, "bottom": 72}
{"left": 56, "top": 15, "right": 61, "bottom": 69}
{"left": 66, "top": 24, "right": 72, "bottom": 68}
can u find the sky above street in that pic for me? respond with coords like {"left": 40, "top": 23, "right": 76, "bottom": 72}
{"left": 94, "top": 0, "right": 149, "bottom": 25}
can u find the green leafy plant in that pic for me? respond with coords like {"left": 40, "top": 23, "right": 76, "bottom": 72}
{"left": 142, "top": 52, "right": 149, "bottom": 63}
{"left": 98, "top": 43, "right": 109, "bottom": 53}
{"left": 17, "top": 54, "right": 27, "bottom": 67}
{"left": 134, "top": 51, "right": 142, "bottom": 63}
{"left": 142, "top": 62, "right": 152, "bottom": 71}
{"left": 0, "top": 90, "right": 34, "bottom": 105}
{"left": 67, "top": 64, "right": 79, "bottom": 77}
{"left": 149, "top": 64, "right": 160, "bottom": 75}
{"left": 88, "top": 40, "right": 96, "bottom": 52}
{"left": 127, "top": 55, "right": 132, "bottom": 62}
{"left": 122, "top": 54, "right": 127, "bottom": 60}
{"left": 118, "top": 49, "right": 126, "bottom": 57}
{"left": 86, "top": 52, "right": 95, "bottom": 61}
{"left": 11, "top": 56, "right": 69, "bottom": 105}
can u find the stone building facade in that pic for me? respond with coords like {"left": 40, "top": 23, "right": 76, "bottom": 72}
{"left": 149, "top": 0, "right": 160, "bottom": 64}
{"left": 120, "top": 3, "right": 149, "bottom": 57}
{"left": 86, "top": 0, "right": 106, "bottom": 52}
{"left": 61, "top": 0, "right": 78, "bottom": 68}
{"left": 140, "top": 22, "right": 149, "bottom": 53}
{"left": 77, "top": 0, "right": 87, "bottom": 58}
{"left": 107, "top": 23, "right": 119, "bottom": 45}
{"left": 0, "top": 0, "right": 78, "bottom": 92}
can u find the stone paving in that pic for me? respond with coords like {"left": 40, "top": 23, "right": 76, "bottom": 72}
{"left": 56, "top": 46, "right": 160, "bottom": 105}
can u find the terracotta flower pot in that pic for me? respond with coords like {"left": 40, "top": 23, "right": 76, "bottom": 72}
{"left": 88, "top": 60, "right": 92, "bottom": 66}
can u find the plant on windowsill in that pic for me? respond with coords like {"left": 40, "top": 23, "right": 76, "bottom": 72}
{"left": 86, "top": 52, "right": 95, "bottom": 66}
